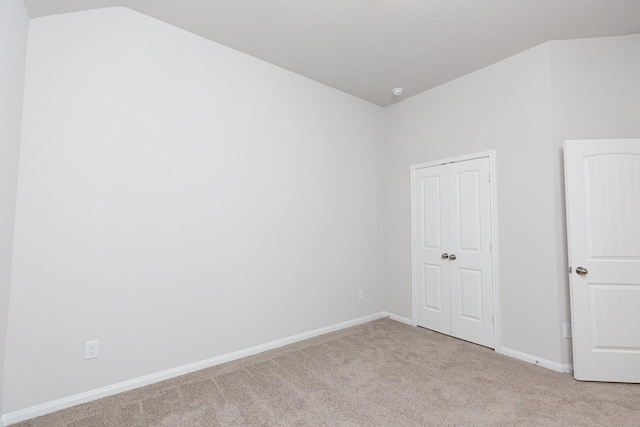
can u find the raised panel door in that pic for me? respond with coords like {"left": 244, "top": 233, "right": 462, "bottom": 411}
{"left": 413, "top": 157, "right": 495, "bottom": 349}
{"left": 414, "top": 164, "right": 451, "bottom": 335}
{"left": 449, "top": 158, "right": 495, "bottom": 348}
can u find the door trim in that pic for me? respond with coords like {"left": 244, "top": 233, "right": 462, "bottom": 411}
{"left": 410, "top": 150, "right": 501, "bottom": 351}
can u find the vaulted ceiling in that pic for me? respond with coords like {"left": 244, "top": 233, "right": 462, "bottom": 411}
{"left": 22, "top": 0, "right": 640, "bottom": 106}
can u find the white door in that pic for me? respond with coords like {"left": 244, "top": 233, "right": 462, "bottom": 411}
{"left": 413, "top": 157, "right": 495, "bottom": 348}
{"left": 448, "top": 159, "right": 495, "bottom": 348}
{"left": 414, "top": 163, "right": 451, "bottom": 335}
{"left": 565, "top": 139, "right": 640, "bottom": 382}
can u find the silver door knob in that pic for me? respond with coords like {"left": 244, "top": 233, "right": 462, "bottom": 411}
{"left": 441, "top": 253, "right": 449, "bottom": 259}
{"left": 449, "top": 254, "right": 456, "bottom": 260}
{"left": 576, "top": 266, "right": 588, "bottom": 275}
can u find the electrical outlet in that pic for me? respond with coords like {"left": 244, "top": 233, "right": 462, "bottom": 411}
{"left": 563, "top": 324, "right": 572, "bottom": 339}
{"left": 358, "top": 290, "right": 364, "bottom": 301}
{"left": 85, "top": 340, "right": 99, "bottom": 359}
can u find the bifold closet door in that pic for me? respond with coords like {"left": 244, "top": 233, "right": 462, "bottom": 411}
{"left": 414, "top": 157, "right": 495, "bottom": 349}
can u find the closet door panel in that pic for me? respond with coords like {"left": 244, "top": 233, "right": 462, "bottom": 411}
{"left": 414, "top": 164, "right": 451, "bottom": 335}
{"left": 448, "top": 157, "right": 495, "bottom": 348}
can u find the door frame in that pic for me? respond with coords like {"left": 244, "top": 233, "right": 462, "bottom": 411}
{"left": 410, "top": 150, "right": 501, "bottom": 351}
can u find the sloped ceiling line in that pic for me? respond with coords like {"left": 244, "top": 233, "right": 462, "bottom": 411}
{"left": 23, "top": 0, "right": 640, "bottom": 106}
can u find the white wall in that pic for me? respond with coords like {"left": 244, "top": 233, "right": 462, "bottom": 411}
{"left": 383, "top": 33, "right": 640, "bottom": 368}
{"left": 0, "top": 0, "right": 29, "bottom": 414}
{"left": 4, "top": 7, "right": 384, "bottom": 413}
{"left": 383, "top": 43, "right": 564, "bottom": 363}
{"left": 4, "top": 4, "right": 639, "bottom": 415}
{"left": 550, "top": 34, "right": 640, "bottom": 364}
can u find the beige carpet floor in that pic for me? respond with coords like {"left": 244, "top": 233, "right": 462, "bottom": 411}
{"left": 13, "top": 318, "right": 640, "bottom": 426}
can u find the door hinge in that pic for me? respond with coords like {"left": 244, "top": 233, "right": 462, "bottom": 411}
{"left": 487, "top": 173, "right": 491, "bottom": 182}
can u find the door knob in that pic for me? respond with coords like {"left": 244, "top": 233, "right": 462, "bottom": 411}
{"left": 441, "top": 253, "right": 449, "bottom": 259}
{"left": 576, "top": 266, "right": 588, "bottom": 275}
{"left": 449, "top": 254, "right": 456, "bottom": 260}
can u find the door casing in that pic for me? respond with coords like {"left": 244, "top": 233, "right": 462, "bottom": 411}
{"left": 410, "top": 150, "right": 501, "bottom": 351}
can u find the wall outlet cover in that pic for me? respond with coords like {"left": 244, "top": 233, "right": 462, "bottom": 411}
{"left": 85, "top": 340, "right": 99, "bottom": 359}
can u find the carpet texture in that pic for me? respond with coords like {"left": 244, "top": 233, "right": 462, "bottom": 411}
{"left": 13, "top": 319, "right": 640, "bottom": 426}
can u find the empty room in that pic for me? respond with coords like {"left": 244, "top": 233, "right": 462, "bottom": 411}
{"left": 1, "top": 0, "right": 639, "bottom": 425}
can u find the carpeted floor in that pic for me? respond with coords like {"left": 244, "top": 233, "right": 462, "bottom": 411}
{"left": 13, "top": 318, "right": 640, "bottom": 426}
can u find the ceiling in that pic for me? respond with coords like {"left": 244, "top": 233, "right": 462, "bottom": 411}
{"left": 22, "top": 0, "right": 640, "bottom": 106}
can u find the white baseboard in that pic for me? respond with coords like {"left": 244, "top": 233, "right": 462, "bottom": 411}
{"left": 387, "top": 316, "right": 575, "bottom": 374}
{"left": 498, "top": 346, "right": 573, "bottom": 374}
{"left": 1, "top": 312, "right": 387, "bottom": 426}
{"left": 382, "top": 311, "right": 413, "bottom": 326}
{"left": 2, "top": 315, "right": 576, "bottom": 426}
